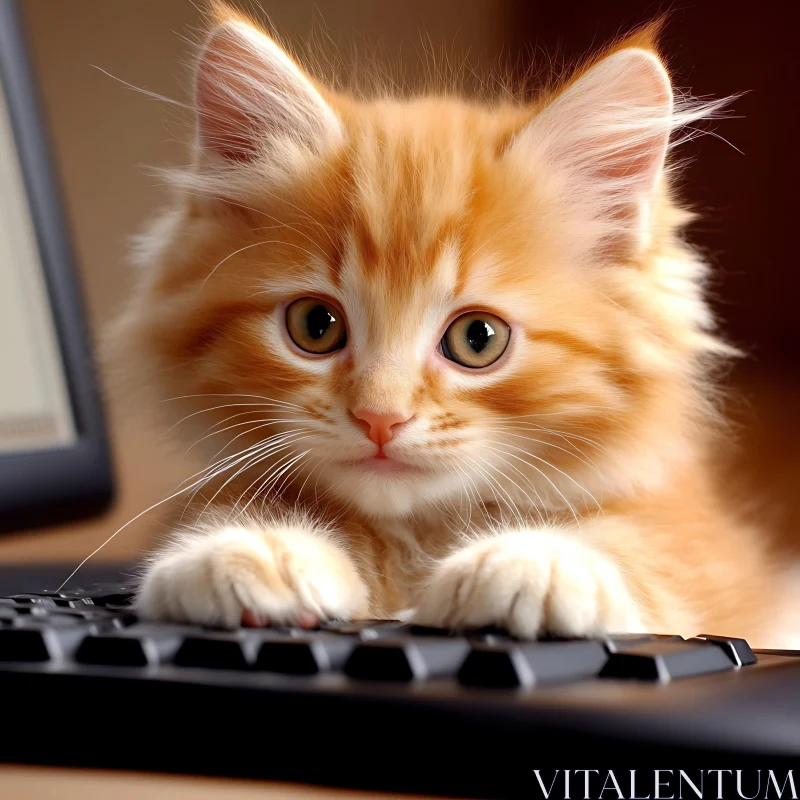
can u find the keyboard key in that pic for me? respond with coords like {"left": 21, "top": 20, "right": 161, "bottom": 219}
{"left": 77, "top": 632, "right": 181, "bottom": 667}
{"left": 49, "top": 592, "right": 95, "bottom": 605}
{"left": 0, "top": 609, "right": 18, "bottom": 625}
{"left": 78, "top": 583, "right": 133, "bottom": 592}
{"left": 319, "top": 621, "right": 365, "bottom": 636}
{"left": 84, "top": 591, "right": 135, "bottom": 607}
{"left": 599, "top": 640, "right": 734, "bottom": 681}
{"left": 692, "top": 634, "right": 758, "bottom": 666}
{"left": 359, "top": 623, "right": 422, "bottom": 640}
{"left": 174, "top": 632, "right": 260, "bottom": 670}
{"left": 458, "top": 640, "right": 609, "bottom": 689}
{"left": 53, "top": 598, "right": 96, "bottom": 609}
{"left": 467, "top": 626, "right": 519, "bottom": 644}
{"left": 47, "top": 608, "right": 137, "bottom": 630}
{"left": 319, "top": 620, "right": 401, "bottom": 638}
{"left": 13, "top": 614, "right": 83, "bottom": 628}
{"left": 345, "top": 637, "right": 470, "bottom": 682}
{"left": 13, "top": 606, "right": 52, "bottom": 618}
{"left": 8, "top": 595, "right": 57, "bottom": 607}
{"left": 107, "top": 612, "right": 139, "bottom": 629}
{"left": 255, "top": 635, "right": 356, "bottom": 675}
{"left": 602, "top": 634, "right": 683, "bottom": 653}
{"left": 0, "top": 625, "right": 86, "bottom": 661}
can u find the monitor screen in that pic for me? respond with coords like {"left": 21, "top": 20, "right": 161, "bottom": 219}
{"left": 0, "top": 75, "right": 76, "bottom": 456}
{"left": 0, "top": 0, "right": 112, "bottom": 533}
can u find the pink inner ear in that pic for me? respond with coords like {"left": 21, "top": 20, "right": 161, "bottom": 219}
{"left": 193, "top": 22, "right": 340, "bottom": 164}
{"left": 590, "top": 54, "right": 673, "bottom": 192}
{"left": 520, "top": 47, "right": 674, "bottom": 203}
{"left": 195, "top": 27, "right": 265, "bottom": 162}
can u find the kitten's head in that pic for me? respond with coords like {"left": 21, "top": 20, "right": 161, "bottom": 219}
{"left": 110, "top": 7, "right": 733, "bottom": 519}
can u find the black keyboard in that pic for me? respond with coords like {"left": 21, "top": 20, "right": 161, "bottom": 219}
{"left": 2, "top": 581, "right": 800, "bottom": 798}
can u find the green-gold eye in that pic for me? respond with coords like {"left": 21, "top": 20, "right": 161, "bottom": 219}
{"left": 440, "top": 311, "right": 510, "bottom": 368}
{"left": 285, "top": 297, "right": 347, "bottom": 354}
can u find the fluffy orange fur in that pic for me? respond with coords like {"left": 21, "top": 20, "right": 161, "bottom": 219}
{"left": 107, "top": 4, "right": 789, "bottom": 645}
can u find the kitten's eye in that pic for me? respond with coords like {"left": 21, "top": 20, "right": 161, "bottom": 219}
{"left": 441, "top": 311, "right": 510, "bottom": 369}
{"left": 285, "top": 297, "right": 347, "bottom": 354}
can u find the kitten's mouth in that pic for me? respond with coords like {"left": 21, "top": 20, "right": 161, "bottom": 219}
{"left": 346, "top": 455, "right": 427, "bottom": 475}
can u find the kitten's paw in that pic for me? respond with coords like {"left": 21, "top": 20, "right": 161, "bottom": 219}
{"left": 413, "top": 530, "right": 646, "bottom": 638}
{"left": 136, "top": 525, "right": 368, "bottom": 629}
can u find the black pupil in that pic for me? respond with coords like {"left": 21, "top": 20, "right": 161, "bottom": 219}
{"left": 466, "top": 319, "right": 493, "bottom": 353}
{"left": 306, "top": 305, "right": 334, "bottom": 340}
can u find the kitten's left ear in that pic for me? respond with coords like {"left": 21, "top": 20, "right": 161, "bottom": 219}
{"left": 510, "top": 46, "right": 674, "bottom": 247}
{"left": 194, "top": 18, "right": 341, "bottom": 163}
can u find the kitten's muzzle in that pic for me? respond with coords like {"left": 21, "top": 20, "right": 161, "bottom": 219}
{"left": 350, "top": 409, "right": 413, "bottom": 453}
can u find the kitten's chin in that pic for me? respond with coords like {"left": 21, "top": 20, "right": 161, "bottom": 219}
{"left": 323, "top": 464, "right": 456, "bottom": 518}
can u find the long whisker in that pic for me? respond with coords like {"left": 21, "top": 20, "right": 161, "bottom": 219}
{"left": 492, "top": 421, "right": 620, "bottom": 463}
{"left": 177, "top": 431, "right": 304, "bottom": 523}
{"left": 449, "top": 457, "right": 483, "bottom": 527}
{"left": 200, "top": 239, "right": 318, "bottom": 289}
{"left": 162, "top": 393, "right": 305, "bottom": 410}
{"left": 463, "top": 454, "right": 526, "bottom": 529}
{"left": 463, "top": 460, "right": 496, "bottom": 528}
{"left": 195, "top": 431, "right": 310, "bottom": 513}
{"left": 55, "top": 433, "right": 292, "bottom": 590}
{"left": 168, "top": 401, "right": 304, "bottom": 433}
{"left": 480, "top": 443, "right": 583, "bottom": 527}
{"left": 178, "top": 429, "right": 296, "bottom": 492}
{"left": 496, "top": 407, "right": 620, "bottom": 420}
{"left": 485, "top": 427, "right": 600, "bottom": 473}
{"left": 230, "top": 438, "right": 312, "bottom": 518}
{"left": 202, "top": 419, "right": 309, "bottom": 465}
{"left": 484, "top": 439, "right": 603, "bottom": 514}
{"left": 182, "top": 431, "right": 306, "bottom": 507}
{"left": 185, "top": 417, "right": 311, "bottom": 455}
{"left": 255, "top": 450, "right": 311, "bottom": 510}
{"left": 442, "top": 461, "right": 473, "bottom": 534}
{"left": 481, "top": 449, "right": 548, "bottom": 527}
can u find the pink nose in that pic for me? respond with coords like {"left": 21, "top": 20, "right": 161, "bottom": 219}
{"left": 352, "top": 409, "right": 412, "bottom": 448}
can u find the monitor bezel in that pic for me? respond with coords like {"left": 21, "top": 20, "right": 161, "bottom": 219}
{"left": 0, "top": 0, "right": 114, "bottom": 533}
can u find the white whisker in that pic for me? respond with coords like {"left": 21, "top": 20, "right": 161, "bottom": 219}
{"left": 484, "top": 439, "right": 603, "bottom": 514}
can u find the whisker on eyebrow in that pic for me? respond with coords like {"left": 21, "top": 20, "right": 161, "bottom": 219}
{"left": 147, "top": 184, "right": 338, "bottom": 251}
{"left": 199, "top": 238, "right": 327, "bottom": 289}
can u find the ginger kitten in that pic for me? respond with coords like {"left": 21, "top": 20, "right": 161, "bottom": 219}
{"left": 108, "top": 5, "right": 784, "bottom": 644}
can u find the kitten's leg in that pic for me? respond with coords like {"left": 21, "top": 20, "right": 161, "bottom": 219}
{"left": 413, "top": 522, "right": 655, "bottom": 638}
{"left": 136, "top": 515, "right": 369, "bottom": 628}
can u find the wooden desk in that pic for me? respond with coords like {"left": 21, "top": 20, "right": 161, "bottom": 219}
{"left": 0, "top": 766, "right": 444, "bottom": 799}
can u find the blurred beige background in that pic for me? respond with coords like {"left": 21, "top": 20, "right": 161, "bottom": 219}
{"left": 1, "top": 0, "right": 797, "bottom": 569}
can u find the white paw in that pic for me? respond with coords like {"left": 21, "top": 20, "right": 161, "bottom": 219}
{"left": 136, "top": 524, "right": 369, "bottom": 629}
{"left": 413, "top": 530, "right": 646, "bottom": 638}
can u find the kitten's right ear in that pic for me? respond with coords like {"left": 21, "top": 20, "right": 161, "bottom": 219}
{"left": 194, "top": 19, "right": 341, "bottom": 162}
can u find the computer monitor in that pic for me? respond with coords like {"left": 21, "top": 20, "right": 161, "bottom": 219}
{"left": 0, "top": 0, "right": 113, "bottom": 533}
